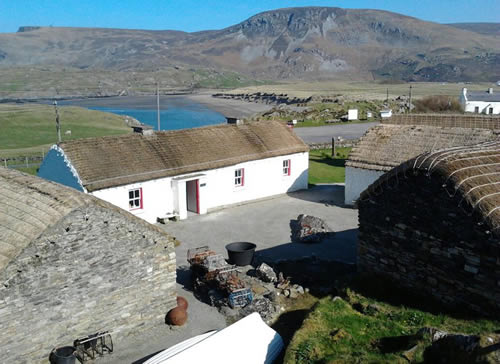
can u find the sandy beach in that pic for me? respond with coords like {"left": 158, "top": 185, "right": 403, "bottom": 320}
{"left": 184, "top": 91, "right": 272, "bottom": 118}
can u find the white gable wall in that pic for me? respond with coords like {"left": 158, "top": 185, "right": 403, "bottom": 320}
{"left": 90, "top": 152, "right": 309, "bottom": 223}
{"left": 345, "top": 166, "right": 384, "bottom": 206}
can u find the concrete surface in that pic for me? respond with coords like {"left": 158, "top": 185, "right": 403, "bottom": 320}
{"left": 97, "top": 184, "right": 358, "bottom": 363}
{"left": 295, "top": 122, "right": 377, "bottom": 143}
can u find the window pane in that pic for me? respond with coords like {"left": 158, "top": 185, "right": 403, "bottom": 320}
{"left": 129, "top": 191, "right": 134, "bottom": 199}
{"left": 135, "top": 190, "right": 140, "bottom": 198}
{"left": 134, "top": 199, "right": 140, "bottom": 207}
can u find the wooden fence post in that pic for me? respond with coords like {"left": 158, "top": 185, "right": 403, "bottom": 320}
{"left": 332, "top": 137, "right": 336, "bottom": 158}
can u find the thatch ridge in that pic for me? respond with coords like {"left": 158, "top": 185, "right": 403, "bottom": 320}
{"left": 58, "top": 120, "right": 308, "bottom": 192}
{"left": 347, "top": 124, "right": 498, "bottom": 171}
{"left": 360, "top": 141, "right": 500, "bottom": 235}
{"left": 0, "top": 167, "right": 172, "bottom": 273}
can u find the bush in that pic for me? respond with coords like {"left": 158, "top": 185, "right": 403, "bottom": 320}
{"left": 414, "top": 95, "right": 463, "bottom": 113}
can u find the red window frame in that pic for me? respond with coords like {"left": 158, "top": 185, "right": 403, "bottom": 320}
{"left": 283, "top": 159, "right": 291, "bottom": 176}
{"left": 235, "top": 168, "right": 245, "bottom": 187}
{"left": 128, "top": 187, "right": 143, "bottom": 210}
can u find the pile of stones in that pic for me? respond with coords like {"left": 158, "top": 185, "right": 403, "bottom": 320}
{"left": 187, "top": 246, "right": 306, "bottom": 324}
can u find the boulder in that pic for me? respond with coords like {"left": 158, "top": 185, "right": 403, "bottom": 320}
{"left": 291, "top": 214, "right": 334, "bottom": 243}
{"left": 256, "top": 263, "right": 277, "bottom": 283}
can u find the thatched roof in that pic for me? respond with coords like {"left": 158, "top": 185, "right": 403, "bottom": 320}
{"left": 361, "top": 141, "right": 500, "bottom": 235}
{"left": 0, "top": 167, "right": 171, "bottom": 273}
{"left": 347, "top": 124, "right": 499, "bottom": 172}
{"left": 58, "top": 121, "right": 308, "bottom": 192}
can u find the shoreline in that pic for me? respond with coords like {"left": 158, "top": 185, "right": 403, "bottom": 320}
{"left": 27, "top": 91, "right": 274, "bottom": 119}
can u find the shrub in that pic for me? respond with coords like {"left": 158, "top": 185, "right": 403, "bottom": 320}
{"left": 414, "top": 95, "right": 463, "bottom": 113}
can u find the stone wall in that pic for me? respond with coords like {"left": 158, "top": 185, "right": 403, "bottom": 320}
{"left": 0, "top": 204, "right": 177, "bottom": 363}
{"left": 358, "top": 172, "right": 500, "bottom": 316}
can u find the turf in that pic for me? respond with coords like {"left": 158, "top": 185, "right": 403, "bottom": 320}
{"left": 0, "top": 103, "right": 131, "bottom": 158}
{"left": 284, "top": 277, "right": 499, "bottom": 364}
{"left": 308, "top": 148, "right": 351, "bottom": 185}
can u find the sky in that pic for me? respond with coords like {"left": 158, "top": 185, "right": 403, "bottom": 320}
{"left": 0, "top": 0, "right": 499, "bottom": 33}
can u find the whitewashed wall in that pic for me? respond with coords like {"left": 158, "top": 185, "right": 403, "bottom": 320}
{"left": 345, "top": 166, "right": 384, "bottom": 206}
{"left": 463, "top": 100, "right": 500, "bottom": 115}
{"left": 91, "top": 152, "right": 309, "bottom": 223}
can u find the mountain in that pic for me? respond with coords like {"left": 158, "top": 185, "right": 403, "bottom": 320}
{"left": 447, "top": 23, "right": 500, "bottom": 37}
{"left": 0, "top": 7, "right": 499, "bottom": 95}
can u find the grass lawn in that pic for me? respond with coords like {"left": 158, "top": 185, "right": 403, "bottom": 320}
{"left": 308, "top": 147, "right": 351, "bottom": 185}
{"left": 284, "top": 276, "right": 500, "bottom": 363}
{"left": 0, "top": 103, "right": 131, "bottom": 158}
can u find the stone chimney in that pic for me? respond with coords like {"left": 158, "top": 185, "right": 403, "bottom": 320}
{"left": 488, "top": 88, "right": 493, "bottom": 94}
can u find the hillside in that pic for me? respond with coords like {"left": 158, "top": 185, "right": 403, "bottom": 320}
{"left": 0, "top": 104, "right": 131, "bottom": 158}
{"left": 448, "top": 22, "right": 500, "bottom": 37}
{"left": 0, "top": 7, "right": 499, "bottom": 98}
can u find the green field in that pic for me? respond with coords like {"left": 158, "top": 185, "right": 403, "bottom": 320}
{"left": 308, "top": 148, "right": 351, "bottom": 185}
{"left": 285, "top": 276, "right": 499, "bottom": 364}
{"left": 0, "top": 103, "right": 131, "bottom": 158}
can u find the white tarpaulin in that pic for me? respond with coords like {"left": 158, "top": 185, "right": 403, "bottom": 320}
{"left": 144, "top": 312, "right": 284, "bottom": 364}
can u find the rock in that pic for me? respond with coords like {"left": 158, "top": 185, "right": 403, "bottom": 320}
{"left": 401, "top": 345, "right": 419, "bottom": 362}
{"left": 424, "top": 334, "right": 480, "bottom": 364}
{"left": 332, "top": 296, "right": 343, "bottom": 302}
{"left": 296, "top": 285, "right": 305, "bottom": 295}
{"left": 278, "top": 272, "right": 285, "bottom": 283}
{"left": 256, "top": 263, "right": 277, "bottom": 283}
{"left": 417, "top": 327, "right": 448, "bottom": 342}
{"left": 289, "top": 289, "right": 299, "bottom": 299}
{"left": 291, "top": 214, "right": 335, "bottom": 243}
{"left": 330, "top": 328, "right": 351, "bottom": 342}
{"left": 283, "top": 289, "right": 290, "bottom": 297}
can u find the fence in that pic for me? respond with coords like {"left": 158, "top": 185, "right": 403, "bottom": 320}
{"left": 384, "top": 114, "right": 500, "bottom": 130}
{"left": 2, "top": 154, "right": 44, "bottom": 171}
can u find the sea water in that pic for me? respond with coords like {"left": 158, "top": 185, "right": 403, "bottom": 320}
{"left": 89, "top": 104, "right": 225, "bottom": 131}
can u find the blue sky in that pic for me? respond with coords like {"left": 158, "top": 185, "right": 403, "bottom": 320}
{"left": 1, "top": 0, "right": 498, "bottom": 33}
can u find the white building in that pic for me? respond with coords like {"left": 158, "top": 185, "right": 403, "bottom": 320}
{"left": 347, "top": 109, "right": 358, "bottom": 121}
{"left": 460, "top": 88, "right": 500, "bottom": 115}
{"left": 38, "top": 120, "right": 309, "bottom": 223}
{"left": 380, "top": 109, "right": 392, "bottom": 118}
{"left": 345, "top": 120, "right": 497, "bottom": 206}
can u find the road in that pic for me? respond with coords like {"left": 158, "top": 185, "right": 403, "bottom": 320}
{"left": 294, "top": 122, "right": 378, "bottom": 143}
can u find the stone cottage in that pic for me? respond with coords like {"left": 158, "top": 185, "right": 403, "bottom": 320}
{"left": 38, "top": 120, "right": 309, "bottom": 223}
{"left": 358, "top": 141, "right": 500, "bottom": 315}
{"left": 0, "top": 168, "right": 177, "bottom": 363}
{"left": 345, "top": 114, "right": 500, "bottom": 205}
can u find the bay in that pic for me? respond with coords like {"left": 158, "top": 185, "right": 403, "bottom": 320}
{"left": 60, "top": 96, "right": 227, "bottom": 131}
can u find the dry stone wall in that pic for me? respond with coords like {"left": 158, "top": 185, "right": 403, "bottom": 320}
{"left": 358, "top": 172, "right": 500, "bottom": 316}
{"left": 0, "top": 204, "right": 177, "bottom": 363}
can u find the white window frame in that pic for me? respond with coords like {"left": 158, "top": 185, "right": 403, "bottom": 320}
{"left": 128, "top": 188, "right": 143, "bottom": 210}
{"left": 489, "top": 107, "right": 494, "bottom": 114}
{"left": 474, "top": 106, "right": 480, "bottom": 113}
{"left": 283, "top": 159, "right": 291, "bottom": 176}
{"left": 234, "top": 168, "right": 244, "bottom": 187}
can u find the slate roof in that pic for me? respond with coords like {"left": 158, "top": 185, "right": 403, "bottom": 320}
{"left": 467, "top": 90, "right": 500, "bottom": 103}
{"left": 58, "top": 120, "right": 309, "bottom": 192}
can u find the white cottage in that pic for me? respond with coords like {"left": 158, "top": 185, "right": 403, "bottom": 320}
{"left": 345, "top": 119, "right": 498, "bottom": 205}
{"left": 38, "top": 120, "right": 309, "bottom": 223}
{"left": 460, "top": 87, "right": 500, "bottom": 115}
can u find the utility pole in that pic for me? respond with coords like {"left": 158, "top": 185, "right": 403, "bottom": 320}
{"left": 156, "top": 82, "right": 161, "bottom": 131}
{"left": 408, "top": 85, "right": 413, "bottom": 114}
{"left": 53, "top": 100, "right": 61, "bottom": 143}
